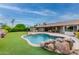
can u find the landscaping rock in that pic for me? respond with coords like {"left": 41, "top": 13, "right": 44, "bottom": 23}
{"left": 60, "top": 40, "right": 71, "bottom": 54}
{"left": 47, "top": 43, "right": 55, "bottom": 51}
{"left": 41, "top": 38, "right": 76, "bottom": 55}
{"left": 54, "top": 40, "right": 63, "bottom": 53}
{"left": 70, "top": 49, "right": 79, "bottom": 55}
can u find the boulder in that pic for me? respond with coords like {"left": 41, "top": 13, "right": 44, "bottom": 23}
{"left": 40, "top": 41, "right": 55, "bottom": 51}
{"left": 47, "top": 43, "right": 55, "bottom": 51}
{"left": 61, "top": 40, "right": 71, "bottom": 54}
{"left": 40, "top": 38, "right": 76, "bottom": 55}
{"left": 55, "top": 39, "right": 74, "bottom": 54}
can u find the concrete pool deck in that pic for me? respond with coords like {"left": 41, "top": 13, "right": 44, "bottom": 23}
{"left": 21, "top": 32, "right": 79, "bottom": 50}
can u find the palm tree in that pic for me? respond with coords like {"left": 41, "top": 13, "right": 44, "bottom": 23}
{"left": 11, "top": 19, "right": 15, "bottom": 27}
{"left": 43, "top": 22, "right": 47, "bottom": 25}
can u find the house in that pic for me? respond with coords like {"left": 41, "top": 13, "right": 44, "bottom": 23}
{"left": 30, "top": 20, "right": 79, "bottom": 34}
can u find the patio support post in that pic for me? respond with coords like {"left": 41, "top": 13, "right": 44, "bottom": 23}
{"left": 77, "top": 25, "right": 79, "bottom": 31}
{"left": 62, "top": 26, "right": 65, "bottom": 33}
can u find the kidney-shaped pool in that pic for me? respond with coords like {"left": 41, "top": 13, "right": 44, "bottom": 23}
{"left": 21, "top": 32, "right": 79, "bottom": 50}
{"left": 23, "top": 34, "right": 64, "bottom": 44}
{"left": 21, "top": 33, "right": 65, "bottom": 47}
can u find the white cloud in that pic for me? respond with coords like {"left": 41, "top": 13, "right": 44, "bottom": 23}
{"left": 0, "top": 4, "right": 57, "bottom": 16}
{"left": 0, "top": 4, "right": 22, "bottom": 12}
{"left": 59, "top": 14, "right": 79, "bottom": 20}
{"left": 26, "top": 9, "right": 57, "bottom": 16}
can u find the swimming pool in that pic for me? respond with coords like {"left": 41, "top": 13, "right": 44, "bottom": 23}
{"left": 22, "top": 33, "right": 64, "bottom": 46}
{"left": 22, "top": 32, "right": 79, "bottom": 50}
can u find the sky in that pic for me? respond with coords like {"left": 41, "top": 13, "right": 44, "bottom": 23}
{"left": 0, "top": 3, "right": 79, "bottom": 26}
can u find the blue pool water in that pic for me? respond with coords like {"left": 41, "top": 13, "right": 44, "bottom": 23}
{"left": 23, "top": 34, "right": 63, "bottom": 44}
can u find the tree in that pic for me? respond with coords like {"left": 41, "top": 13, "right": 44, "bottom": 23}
{"left": 43, "top": 22, "right": 47, "bottom": 25}
{"left": 11, "top": 19, "right": 15, "bottom": 27}
{"left": 12, "top": 24, "right": 27, "bottom": 31}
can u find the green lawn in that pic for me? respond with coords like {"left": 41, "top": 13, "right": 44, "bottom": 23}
{"left": 0, "top": 32, "right": 59, "bottom": 55}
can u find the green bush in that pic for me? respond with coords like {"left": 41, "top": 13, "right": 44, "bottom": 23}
{"left": 2, "top": 24, "right": 30, "bottom": 32}
{"left": 75, "top": 32, "right": 79, "bottom": 39}
{"left": 11, "top": 24, "right": 28, "bottom": 32}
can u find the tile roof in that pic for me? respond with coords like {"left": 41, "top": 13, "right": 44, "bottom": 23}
{"left": 35, "top": 19, "right": 79, "bottom": 27}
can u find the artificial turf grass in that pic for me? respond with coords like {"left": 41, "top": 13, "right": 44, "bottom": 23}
{"left": 0, "top": 32, "right": 59, "bottom": 55}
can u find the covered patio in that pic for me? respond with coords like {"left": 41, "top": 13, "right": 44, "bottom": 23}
{"left": 31, "top": 20, "right": 79, "bottom": 34}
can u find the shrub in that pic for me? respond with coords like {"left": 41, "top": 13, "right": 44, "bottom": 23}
{"left": 11, "top": 24, "right": 27, "bottom": 32}
{"left": 75, "top": 32, "right": 79, "bottom": 39}
{"left": 2, "top": 24, "right": 30, "bottom": 32}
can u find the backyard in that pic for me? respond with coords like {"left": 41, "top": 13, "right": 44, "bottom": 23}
{"left": 0, "top": 32, "right": 59, "bottom": 55}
